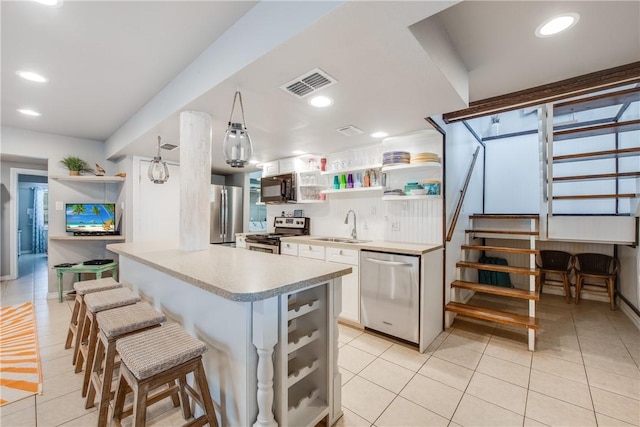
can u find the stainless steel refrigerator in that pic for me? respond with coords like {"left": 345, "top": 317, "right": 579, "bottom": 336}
{"left": 210, "top": 185, "right": 243, "bottom": 244}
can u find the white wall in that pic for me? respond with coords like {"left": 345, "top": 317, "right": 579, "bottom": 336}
{"left": 484, "top": 133, "right": 540, "bottom": 213}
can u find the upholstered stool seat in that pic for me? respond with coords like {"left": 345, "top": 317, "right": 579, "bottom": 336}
{"left": 65, "top": 277, "right": 121, "bottom": 365}
{"left": 77, "top": 288, "right": 140, "bottom": 396}
{"left": 85, "top": 302, "right": 166, "bottom": 427}
{"left": 113, "top": 323, "right": 218, "bottom": 427}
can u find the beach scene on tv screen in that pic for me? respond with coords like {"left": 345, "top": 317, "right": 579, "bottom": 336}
{"left": 66, "top": 204, "right": 115, "bottom": 232}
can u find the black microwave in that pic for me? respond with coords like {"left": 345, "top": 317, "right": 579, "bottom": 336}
{"left": 261, "top": 173, "right": 297, "bottom": 204}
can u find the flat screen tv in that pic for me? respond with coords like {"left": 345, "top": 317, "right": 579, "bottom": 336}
{"left": 65, "top": 203, "right": 116, "bottom": 234}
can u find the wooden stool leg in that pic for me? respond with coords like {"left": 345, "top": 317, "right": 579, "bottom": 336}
{"left": 177, "top": 375, "right": 192, "bottom": 419}
{"left": 65, "top": 297, "right": 81, "bottom": 349}
{"left": 82, "top": 314, "right": 99, "bottom": 396}
{"left": 575, "top": 276, "right": 582, "bottom": 305}
{"left": 112, "top": 365, "right": 130, "bottom": 422}
{"left": 75, "top": 312, "right": 91, "bottom": 373}
{"left": 608, "top": 278, "right": 616, "bottom": 311}
{"left": 97, "top": 338, "right": 118, "bottom": 426}
{"left": 72, "top": 300, "right": 87, "bottom": 365}
{"left": 133, "top": 382, "right": 149, "bottom": 427}
{"left": 195, "top": 361, "right": 219, "bottom": 427}
{"left": 562, "top": 273, "right": 570, "bottom": 304}
{"left": 85, "top": 335, "right": 103, "bottom": 409}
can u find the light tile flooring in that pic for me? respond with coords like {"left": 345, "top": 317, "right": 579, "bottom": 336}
{"left": 1, "top": 254, "right": 639, "bottom": 426}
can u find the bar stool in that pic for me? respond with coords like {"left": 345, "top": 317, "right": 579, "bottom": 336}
{"left": 65, "top": 277, "right": 121, "bottom": 365}
{"left": 85, "top": 302, "right": 166, "bottom": 427}
{"left": 113, "top": 323, "right": 219, "bottom": 427}
{"left": 76, "top": 287, "right": 141, "bottom": 396}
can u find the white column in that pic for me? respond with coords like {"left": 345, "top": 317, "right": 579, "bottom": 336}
{"left": 252, "top": 297, "right": 278, "bottom": 427}
{"left": 179, "top": 111, "right": 212, "bottom": 251}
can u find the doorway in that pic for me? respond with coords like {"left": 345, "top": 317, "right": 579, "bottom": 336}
{"left": 17, "top": 177, "right": 49, "bottom": 278}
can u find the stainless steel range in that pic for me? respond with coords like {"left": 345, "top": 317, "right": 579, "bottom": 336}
{"left": 245, "top": 217, "right": 310, "bottom": 254}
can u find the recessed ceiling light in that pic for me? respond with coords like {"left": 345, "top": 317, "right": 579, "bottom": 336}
{"left": 292, "top": 150, "right": 306, "bottom": 155}
{"left": 18, "top": 108, "right": 41, "bottom": 117}
{"left": 17, "top": 70, "right": 48, "bottom": 83}
{"left": 371, "top": 131, "right": 388, "bottom": 138}
{"left": 34, "top": 0, "right": 62, "bottom": 6}
{"left": 309, "top": 95, "right": 333, "bottom": 108}
{"left": 535, "top": 13, "right": 579, "bottom": 37}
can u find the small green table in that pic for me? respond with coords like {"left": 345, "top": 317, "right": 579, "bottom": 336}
{"left": 55, "top": 262, "right": 118, "bottom": 302}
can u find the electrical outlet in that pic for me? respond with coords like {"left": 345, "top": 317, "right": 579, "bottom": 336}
{"left": 391, "top": 221, "right": 400, "bottom": 231}
{"left": 55, "top": 201, "right": 63, "bottom": 211}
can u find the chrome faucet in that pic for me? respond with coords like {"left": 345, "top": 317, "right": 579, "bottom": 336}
{"left": 344, "top": 210, "right": 357, "bottom": 239}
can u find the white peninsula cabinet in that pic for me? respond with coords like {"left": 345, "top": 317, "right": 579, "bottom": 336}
{"left": 283, "top": 242, "right": 360, "bottom": 324}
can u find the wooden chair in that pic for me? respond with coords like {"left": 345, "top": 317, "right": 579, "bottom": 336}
{"left": 536, "top": 250, "right": 574, "bottom": 303}
{"left": 574, "top": 253, "right": 619, "bottom": 310}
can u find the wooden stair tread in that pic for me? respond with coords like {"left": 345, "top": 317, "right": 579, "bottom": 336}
{"left": 553, "top": 193, "right": 637, "bottom": 200}
{"left": 457, "top": 261, "right": 539, "bottom": 276}
{"left": 553, "top": 119, "right": 640, "bottom": 141}
{"left": 469, "top": 214, "right": 539, "bottom": 220}
{"left": 461, "top": 245, "right": 539, "bottom": 255}
{"left": 466, "top": 229, "right": 538, "bottom": 236}
{"left": 451, "top": 280, "right": 539, "bottom": 300}
{"left": 553, "top": 171, "right": 640, "bottom": 182}
{"left": 445, "top": 302, "right": 539, "bottom": 329}
{"left": 554, "top": 87, "right": 640, "bottom": 116}
{"left": 553, "top": 147, "right": 640, "bottom": 163}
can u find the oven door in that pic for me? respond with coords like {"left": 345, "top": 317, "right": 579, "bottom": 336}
{"left": 246, "top": 242, "right": 280, "bottom": 255}
{"left": 261, "top": 174, "right": 295, "bottom": 203}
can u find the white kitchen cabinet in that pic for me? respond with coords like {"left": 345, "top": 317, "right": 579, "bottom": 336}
{"left": 325, "top": 247, "right": 359, "bottom": 323}
{"left": 281, "top": 241, "right": 298, "bottom": 256}
{"left": 298, "top": 244, "right": 325, "bottom": 260}
{"left": 293, "top": 243, "right": 359, "bottom": 324}
{"left": 262, "top": 161, "right": 279, "bottom": 177}
{"left": 279, "top": 158, "right": 297, "bottom": 175}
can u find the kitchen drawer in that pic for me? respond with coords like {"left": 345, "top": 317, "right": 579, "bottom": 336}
{"left": 281, "top": 242, "right": 298, "bottom": 256}
{"left": 298, "top": 244, "right": 325, "bottom": 260}
{"left": 325, "top": 247, "right": 359, "bottom": 266}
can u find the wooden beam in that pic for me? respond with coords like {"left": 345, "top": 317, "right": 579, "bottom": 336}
{"left": 442, "top": 62, "right": 640, "bottom": 123}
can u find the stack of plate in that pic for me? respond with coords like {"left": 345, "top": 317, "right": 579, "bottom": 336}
{"left": 383, "top": 189, "right": 405, "bottom": 196}
{"left": 382, "top": 151, "right": 410, "bottom": 166}
{"left": 404, "top": 182, "right": 423, "bottom": 194}
{"left": 411, "top": 152, "right": 440, "bottom": 164}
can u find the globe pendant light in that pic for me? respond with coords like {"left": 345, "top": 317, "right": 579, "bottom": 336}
{"left": 148, "top": 136, "right": 170, "bottom": 184}
{"left": 223, "top": 90, "right": 253, "bottom": 168}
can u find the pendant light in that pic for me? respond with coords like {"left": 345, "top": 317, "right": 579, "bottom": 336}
{"left": 223, "top": 90, "right": 253, "bottom": 168}
{"left": 148, "top": 136, "right": 170, "bottom": 184}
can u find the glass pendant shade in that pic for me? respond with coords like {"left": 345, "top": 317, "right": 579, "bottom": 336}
{"left": 223, "top": 91, "right": 253, "bottom": 168}
{"left": 148, "top": 136, "right": 170, "bottom": 184}
{"left": 223, "top": 122, "right": 253, "bottom": 168}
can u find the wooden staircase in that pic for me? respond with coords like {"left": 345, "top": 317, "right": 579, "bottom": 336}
{"left": 446, "top": 214, "right": 540, "bottom": 351}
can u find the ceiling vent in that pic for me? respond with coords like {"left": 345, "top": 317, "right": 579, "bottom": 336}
{"left": 280, "top": 68, "right": 337, "bottom": 98}
{"left": 336, "top": 125, "right": 364, "bottom": 136}
{"left": 160, "top": 143, "right": 179, "bottom": 151}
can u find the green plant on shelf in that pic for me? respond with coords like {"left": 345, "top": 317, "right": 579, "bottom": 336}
{"left": 59, "top": 156, "right": 93, "bottom": 175}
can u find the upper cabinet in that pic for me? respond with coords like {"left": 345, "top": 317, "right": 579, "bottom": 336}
{"left": 261, "top": 157, "right": 298, "bottom": 177}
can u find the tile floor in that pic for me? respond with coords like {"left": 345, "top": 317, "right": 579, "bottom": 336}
{"left": 1, "top": 254, "right": 639, "bottom": 426}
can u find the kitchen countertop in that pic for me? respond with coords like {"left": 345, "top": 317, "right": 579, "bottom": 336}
{"left": 107, "top": 242, "right": 351, "bottom": 302}
{"left": 280, "top": 236, "right": 442, "bottom": 255}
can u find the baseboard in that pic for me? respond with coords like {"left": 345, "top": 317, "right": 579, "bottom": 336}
{"left": 0, "top": 274, "right": 17, "bottom": 282}
{"left": 619, "top": 298, "right": 640, "bottom": 331}
{"left": 337, "top": 318, "right": 363, "bottom": 330}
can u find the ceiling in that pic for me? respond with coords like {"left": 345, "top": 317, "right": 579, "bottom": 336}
{"left": 2, "top": 1, "right": 639, "bottom": 175}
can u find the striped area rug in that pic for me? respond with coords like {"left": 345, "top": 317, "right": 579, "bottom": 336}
{"left": 0, "top": 302, "right": 42, "bottom": 406}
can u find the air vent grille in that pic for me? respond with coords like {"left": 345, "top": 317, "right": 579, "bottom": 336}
{"left": 336, "top": 125, "right": 364, "bottom": 136}
{"left": 160, "top": 143, "right": 179, "bottom": 151}
{"left": 281, "top": 68, "right": 337, "bottom": 99}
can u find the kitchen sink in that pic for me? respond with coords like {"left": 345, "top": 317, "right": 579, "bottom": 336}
{"left": 311, "top": 237, "right": 371, "bottom": 244}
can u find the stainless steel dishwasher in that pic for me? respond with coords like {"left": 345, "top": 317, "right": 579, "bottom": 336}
{"left": 360, "top": 250, "right": 420, "bottom": 343}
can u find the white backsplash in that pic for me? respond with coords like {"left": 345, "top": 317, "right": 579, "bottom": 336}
{"left": 267, "top": 194, "right": 443, "bottom": 245}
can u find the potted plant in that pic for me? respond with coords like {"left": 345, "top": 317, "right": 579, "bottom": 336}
{"left": 59, "top": 156, "right": 92, "bottom": 176}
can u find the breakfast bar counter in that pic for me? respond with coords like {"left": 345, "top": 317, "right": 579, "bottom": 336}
{"left": 107, "top": 242, "right": 351, "bottom": 427}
